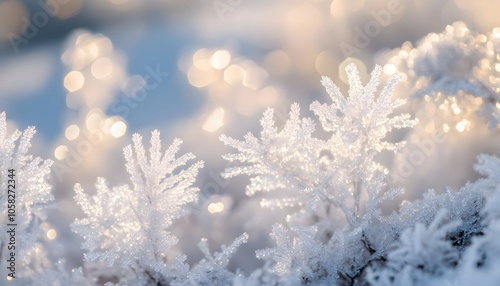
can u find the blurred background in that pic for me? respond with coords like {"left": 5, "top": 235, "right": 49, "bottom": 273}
{"left": 1, "top": 0, "right": 500, "bottom": 274}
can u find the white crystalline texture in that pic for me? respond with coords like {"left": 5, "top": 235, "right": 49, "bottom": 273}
{"left": 368, "top": 153, "right": 500, "bottom": 286}
{"left": 2, "top": 52, "right": 499, "bottom": 285}
{"left": 368, "top": 210, "right": 461, "bottom": 285}
{"left": 72, "top": 131, "right": 203, "bottom": 271}
{"left": 0, "top": 112, "right": 54, "bottom": 280}
{"left": 72, "top": 130, "right": 247, "bottom": 285}
{"left": 221, "top": 64, "right": 419, "bottom": 284}
{"left": 221, "top": 63, "right": 416, "bottom": 228}
{"left": 386, "top": 21, "right": 500, "bottom": 128}
{"left": 220, "top": 63, "right": 500, "bottom": 285}
{"left": 179, "top": 233, "right": 249, "bottom": 286}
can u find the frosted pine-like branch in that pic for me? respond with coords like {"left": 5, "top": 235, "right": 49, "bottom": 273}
{"left": 221, "top": 64, "right": 416, "bottom": 229}
{"left": 220, "top": 64, "right": 418, "bottom": 285}
{"left": 72, "top": 130, "right": 248, "bottom": 285}
{"left": 310, "top": 64, "right": 416, "bottom": 225}
{"left": 220, "top": 103, "right": 320, "bottom": 198}
{"left": 367, "top": 210, "right": 460, "bottom": 286}
{"left": 255, "top": 224, "right": 339, "bottom": 285}
{"left": 179, "top": 233, "right": 249, "bottom": 286}
{"left": 0, "top": 112, "right": 54, "bottom": 280}
{"left": 72, "top": 130, "right": 204, "bottom": 284}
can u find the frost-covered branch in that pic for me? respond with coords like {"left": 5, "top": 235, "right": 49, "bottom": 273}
{"left": 0, "top": 112, "right": 54, "bottom": 282}
{"left": 72, "top": 130, "right": 246, "bottom": 285}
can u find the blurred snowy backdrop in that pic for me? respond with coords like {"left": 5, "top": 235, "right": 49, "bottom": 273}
{"left": 1, "top": 0, "right": 499, "bottom": 277}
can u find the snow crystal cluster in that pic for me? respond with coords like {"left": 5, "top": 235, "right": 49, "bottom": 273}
{"left": 221, "top": 64, "right": 500, "bottom": 285}
{"left": 69, "top": 131, "right": 247, "bottom": 286}
{"left": 383, "top": 21, "right": 500, "bottom": 130}
{"left": 0, "top": 113, "right": 54, "bottom": 284}
{"left": 1, "top": 23, "right": 500, "bottom": 286}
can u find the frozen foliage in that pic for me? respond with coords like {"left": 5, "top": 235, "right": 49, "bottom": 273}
{"left": 255, "top": 224, "right": 338, "bottom": 285}
{"left": 221, "top": 63, "right": 416, "bottom": 227}
{"left": 385, "top": 21, "right": 500, "bottom": 128}
{"left": 3, "top": 51, "right": 500, "bottom": 284}
{"left": 0, "top": 112, "right": 54, "bottom": 282}
{"left": 31, "top": 260, "right": 90, "bottom": 286}
{"left": 180, "top": 233, "right": 249, "bottom": 286}
{"left": 73, "top": 131, "right": 203, "bottom": 270}
{"left": 72, "top": 130, "right": 247, "bottom": 285}
{"left": 456, "top": 153, "right": 500, "bottom": 284}
{"left": 221, "top": 63, "right": 500, "bottom": 285}
{"left": 221, "top": 64, "right": 419, "bottom": 284}
{"left": 367, "top": 210, "right": 461, "bottom": 285}
{"left": 229, "top": 139, "right": 500, "bottom": 286}
{"left": 365, "top": 153, "right": 500, "bottom": 286}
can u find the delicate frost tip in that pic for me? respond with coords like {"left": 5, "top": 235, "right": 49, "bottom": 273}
{"left": 151, "top": 129, "right": 161, "bottom": 139}
{"left": 131, "top": 133, "right": 142, "bottom": 143}
{"left": 371, "top": 65, "right": 382, "bottom": 76}
{"left": 320, "top": 76, "right": 331, "bottom": 84}
{"left": 263, "top": 107, "right": 274, "bottom": 116}
{"left": 345, "top": 62, "right": 358, "bottom": 72}
{"left": 391, "top": 73, "right": 402, "bottom": 83}
{"left": 289, "top": 102, "right": 300, "bottom": 114}
{"left": 241, "top": 232, "right": 249, "bottom": 241}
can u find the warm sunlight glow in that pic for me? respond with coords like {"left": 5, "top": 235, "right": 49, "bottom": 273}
{"left": 65, "top": 124, "right": 80, "bottom": 141}
{"left": 383, "top": 64, "right": 397, "bottom": 75}
{"left": 208, "top": 202, "right": 224, "bottom": 213}
{"left": 54, "top": 145, "right": 69, "bottom": 160}
{"left": 455, "top": 119, "right": 470, "bottom": 132}
{"left": 86, "top": 113, "right": 103, "bottom": 131}
{"left": 202, "top": 108, "right": 225, "bottom": 132}
{"left": 64, "top": 71, "right": 85, "bottom": 92}
{"left": 224, "top": 65, "right": 245, "bottom": 85}
{"left": 211, "top": 50, "right": 231, "bottom": 70}
{"left": 193, "top": 48, "right": 212, "bottom": 70}
{"left": 111, "top": 121, "right": 127, "bottom": 138}
{"left": 46, "top": 229, "right": 57, "bottom": 240}
{"left": 91, "top": 57, "right": 113, "bottom": 79}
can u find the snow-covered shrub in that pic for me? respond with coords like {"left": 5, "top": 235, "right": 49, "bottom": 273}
{"left": 221, "top": 63, "right": 416, "bottom": 228}
{"left": 454, "top": 153, "right": 500, "bottom": 286}
{"left": 366, "top": 152, "right": 500, "bottom": 286}
{"left": 367, "top": 210, "right": 461, "bottom": 285}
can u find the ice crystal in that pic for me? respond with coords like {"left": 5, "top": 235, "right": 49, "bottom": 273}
{"left": 0, "top": 112, "right": 54, "bottom": 280}
{"left": 73, "top": 131, "right": 203, "bottom": 273}
{"left": 72, "top": 130, "right": 247, "bottom": 285}
{"left": 31, "top": 260, "right": 90, "bottom": 286}
{"left": 255, "top": 224, "right": 339, "bottom": 285}
{"left": 459, "top": 153, "right": 500, "bottom": 275}
{"left": 221, "top": 64, "right": 417, "bottom": 284}
{"left": 384, "top": 22, "right": 500, "bottom": 128}
{"left": 221, "top": 63, "right": 416, "bottom": 229}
